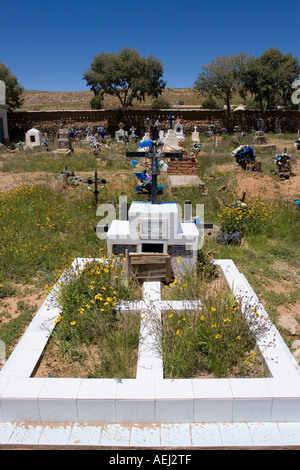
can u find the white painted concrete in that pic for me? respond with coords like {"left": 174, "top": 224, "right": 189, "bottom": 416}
{"left": 1, "top": 258, "right": 300, "bottom": 447}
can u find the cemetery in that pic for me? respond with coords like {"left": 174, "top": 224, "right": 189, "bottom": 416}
{"left": 0, "top": 106, "right": 300, "bottom": 448}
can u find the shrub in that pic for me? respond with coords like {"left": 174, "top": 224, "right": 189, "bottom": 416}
{"left": 151, "top": 97, "right": 171, "bottom": 109}
{"left": 217, "top": 199, "right": 274, "bottom": 236}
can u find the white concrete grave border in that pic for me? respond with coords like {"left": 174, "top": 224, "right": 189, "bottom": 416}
{"left": 0, "top": 257, "right": 300, "bottom": 424}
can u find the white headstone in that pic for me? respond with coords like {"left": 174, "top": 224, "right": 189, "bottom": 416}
{"left": 0, "top": 81, "right": 6, "bottom": 105}
{"left": 106, "top": 201, "right": 200, "bottom": 276}
{"left": 162, "top": 129, "right": 181, "bottom": 150}
{"left": 25, "top": 128, "right": 43, "bottom": 149}
{"left": 192, "top": 126, "right": 200, "bottom": 142}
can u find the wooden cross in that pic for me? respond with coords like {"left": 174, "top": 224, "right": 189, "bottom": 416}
{"left": 126, "top": 139, "right": 183, "bottom": 204}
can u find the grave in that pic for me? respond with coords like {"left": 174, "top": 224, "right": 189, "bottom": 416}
{"left": 173, "top": 118, "right": 185, "bottom": 141}
{"left": 84, "top": 125, "right": 96, "bottom": 143}
{"left": 0, "top": 257, "right": 300, "bottom": 434}
{"left": 252, "top": 131, "right": 277, "bottom": 152}
{"left": 25, "top": 128, "right": 43, "bottom": 150}
{"left": 166, "top": 154, "right": 205, "bottom": 192}
{"left": 0, "top": 81, "right": 9, "bottom": 144}
{"left": 192, "top": 126, "right": 200, "bottom": 142}
{"left": 106, "top": 201, "right": 200, "bottom": 280}
{"left": 162, "top": 129, "right": 181, "bottom": 151}
{"left": 115, "top": 123, "right": 128, "bottom": 143}
{"left": 57, "top": 128, "right": 72, "bottom": 151}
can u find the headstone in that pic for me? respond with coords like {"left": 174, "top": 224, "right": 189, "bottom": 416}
{"left": 57, "top": 128, "right": 72, "bottom": 150}
{"left": 253, "top": 131, "right": 267, "bottom": 145}
{"left": 106, "top": 201, "right": 200, "bottom": 278}
{"left": 0, "top": 81, "right": 9, "bottom": 144}
{"left": 129, "top": 126, "right": 137, "bottom": 142}
{"left": 25, "top": 127, "right": 43, "bottom": 149}
{"left": 192, "top": 126, "right": 200, "bottom": 142}
{"left": 252, "top": 131, "right": 277, "bottom": 152}
{"left": 162, "top": 129, "right": 181, "bottom": 151}
{"left": 0, "top": 81, "right": 6, "bottom": 105}
{"left": 84, "top": 125, "right": 96, "bottom": 143}
{"left": 173, "top": 118, "right": 185, "bottom": 140}
{"left": 115, "top": 123, "right": 128, "bottom": 142}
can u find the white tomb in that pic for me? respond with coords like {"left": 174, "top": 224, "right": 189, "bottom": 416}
{"left": 192, "top": 126, "right": 200, "bottom": 142}
{"left": 25, "top": 127, "right": 43, "bottom": 149}
{"left": 162, "top": 129, "right": 181, "bottom": 151}
{"left": 174, "top": 119, "right": 185, "bottom": 141}
{"left": 0, "top": 81, "right": 9, "bottom": 144}
{"left": 107, "top": 201, "right": 200, "bottom": 276}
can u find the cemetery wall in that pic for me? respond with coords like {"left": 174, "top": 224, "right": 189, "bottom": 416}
{"left": 7, "top": 108, "right": 300, "bottom": 140}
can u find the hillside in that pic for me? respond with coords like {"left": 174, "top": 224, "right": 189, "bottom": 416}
{"left": 19, "top": 88, "right": 213, "bottom": 111}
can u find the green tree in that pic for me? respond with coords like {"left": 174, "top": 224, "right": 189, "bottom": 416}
{"left": 240, "top": 48, "right": 300, "bottom": 113}
{"left": 0, "top": 63, "right": 24, "bottom": 110}
{"left": 83, "top": 47, "right": 166, "bottom": 112}
{"left": 194, "top": 53, "right": 250, "bottom": 123}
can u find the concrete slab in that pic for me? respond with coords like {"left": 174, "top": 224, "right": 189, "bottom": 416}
{"left": 167, "top": 175, "right": 205, "bottom": 190}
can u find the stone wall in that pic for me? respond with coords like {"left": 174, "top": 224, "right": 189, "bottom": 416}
{"left": 7, "top": 108, "right": 300, "bottom": 140}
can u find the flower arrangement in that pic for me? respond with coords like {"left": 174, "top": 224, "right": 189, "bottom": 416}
{"left": 275, "top": 153, "right": 291, "bottom": 167}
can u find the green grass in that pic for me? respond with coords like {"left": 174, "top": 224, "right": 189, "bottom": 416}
{"left": 159, "top": 269, "right": 267, "bottom": 378}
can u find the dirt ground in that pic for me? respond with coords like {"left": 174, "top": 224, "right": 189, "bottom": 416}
{"left": 217, "top": 159, "right": 300, "bottom": 202}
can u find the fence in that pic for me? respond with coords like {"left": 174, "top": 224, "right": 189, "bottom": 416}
{"left": 7, "top": 108, "right": 300, "bottom": 140}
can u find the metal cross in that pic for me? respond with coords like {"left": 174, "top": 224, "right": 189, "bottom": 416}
{"left": 126, "top": 138, "right": 183, "bottom": 204}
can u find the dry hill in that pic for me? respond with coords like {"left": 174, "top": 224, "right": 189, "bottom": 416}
{"left": 19, "top": 88, "right": 209, "bottom": 111}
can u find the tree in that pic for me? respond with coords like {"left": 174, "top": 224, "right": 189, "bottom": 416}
{"left": 0, "top": 63, "right": 24, "bottom": 110}
{"left": 240, "top": 48, "right": 300, "bottom": 113}
{"left": 83, "top": 47, "right": 166, "bottom": 112}
{"left": 194, "top": 53, "right": 250, "bottom": 122}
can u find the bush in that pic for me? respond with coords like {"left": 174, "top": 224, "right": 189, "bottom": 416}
{"left": 90, "top": 95, "right": 103, "bottom": 109}
{"left": 151, "top": 97, "right": 171, "bottom": 109}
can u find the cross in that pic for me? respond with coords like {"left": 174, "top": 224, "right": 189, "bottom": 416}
{"left": 126, "top": 130, "right": 183, "bottom": 204}
{"left": 116, "top": 281, "right": 202, "bottom": 380}
{"left": 83, "top": 169, "right": 109, "bottom": 205}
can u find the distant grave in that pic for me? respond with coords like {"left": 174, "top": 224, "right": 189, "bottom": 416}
{"left": 0, "top": 80, "right": 9, "bottom": 144}
{"left": 252, "top": 131, "right": 277, "bottom": 152}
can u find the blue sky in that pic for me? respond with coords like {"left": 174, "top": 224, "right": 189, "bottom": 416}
{"left": 1, "top": 0, "right": 299, "bottom": 91}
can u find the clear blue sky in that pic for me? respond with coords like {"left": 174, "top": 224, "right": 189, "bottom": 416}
{"left": 1, "top": 0, "right": 299, "bottom": 92}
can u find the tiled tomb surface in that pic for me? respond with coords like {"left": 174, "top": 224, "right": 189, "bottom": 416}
{"left": 0, "top": 258, "right": 300, "bottom": 438}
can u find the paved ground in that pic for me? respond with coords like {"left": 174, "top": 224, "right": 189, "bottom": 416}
{"left": 1, "top": 421, "right": 300, "bottom": 450}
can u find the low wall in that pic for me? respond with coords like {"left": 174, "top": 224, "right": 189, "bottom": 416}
{"left": 7, "top": 108, "right": 300, "bottom": 140}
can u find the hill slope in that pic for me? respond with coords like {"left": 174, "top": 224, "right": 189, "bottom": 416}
{"left": 19, "top": 88, "right": 208, "bottom": 111}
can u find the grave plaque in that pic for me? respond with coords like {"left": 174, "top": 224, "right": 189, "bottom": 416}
{"left": 167, "top": 244, "right": 193, "bottom": 256}
{"left": 112, "top": 244, "right": 137, "bottom": 256}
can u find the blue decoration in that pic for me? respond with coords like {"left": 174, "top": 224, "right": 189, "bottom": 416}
{"left": 139, "top": 140, "right": 153, "bottom": 148}
{"left": 134, "top": 172, "right": 148, "bottom": 182}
